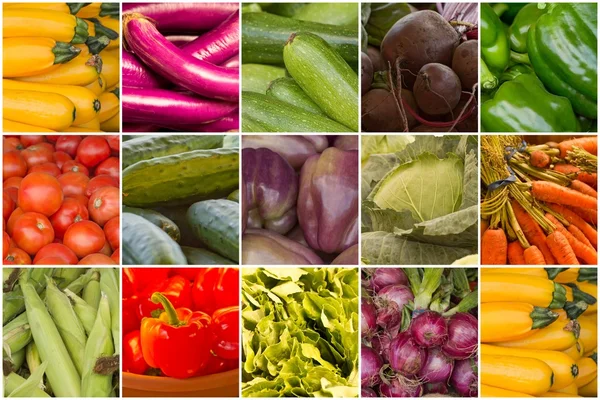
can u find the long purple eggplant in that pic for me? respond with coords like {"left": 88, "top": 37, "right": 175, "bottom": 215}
{"left": 122, "top": 87, "right": 237, "bottom": 125}
{"left": 159, "top": 111, "right": 239, "bottom": 132}
{"left": 122, "top": 3, "right": 239, "bottom": 33}
{"left": 123, "top": 50, "right": 166, "bottom": 89}
{"left": 181, "top": 11, "right": 239, "bottom": 65}
{"left": 242, "top": 228, "right": 323, "bottom": 265}
{"left": 123, "top": 123, "right": 160, "bottom": 132}
{"left": 222, "top": 54, "right": 239, "bottom": 68}
{"left": 124, "top": 14, "right": 239, "bottom": 101}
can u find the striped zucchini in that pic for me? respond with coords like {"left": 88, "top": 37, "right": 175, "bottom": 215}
{"left": 187, "top": 200, "right": 239, "bottom": 262}
{"left": 266, "top": 77, "right": 325, "bottom": 115}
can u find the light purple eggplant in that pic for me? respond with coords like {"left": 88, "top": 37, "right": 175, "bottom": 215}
{"left": 181, "top": 11, "right": 239, "bottom": 65}
{"left": 331, "top": 244, "right": 358, "bottom": 265}
{"left": 242, "top": 228, "right": 323, "bottom": 265}
{"left": 333, "top": 135, "right": 359, "bottom": 151}
{"left": 241, "top": 135, "right": 328, "bottom": 169}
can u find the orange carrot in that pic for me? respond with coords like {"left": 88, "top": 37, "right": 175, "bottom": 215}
{"left": 569, "top": 206, "right": 597, "bottom": 226}
{"left": 523, "top": 246, "right": 546, "bottom": 265}
{"left": 553, "top": 163, "right": 581, "bottom": 174}
{"left": 512, "top": 200, "right": 557, "bottom": 264}
{"left": 546, "top": 231, "right": 580, "bottom": 265}
{"left": 530, "top": 150, "right": 551, "bottom": 168}
{"left": 531, "top": 181, "right": 597, "bottom": 210}
{"left": 570, "top": 180, "right": 598, "bottom": 198}
{"left": 507, "top": 241, "right": 526, "bottom": 265}
{"left": 553, "top": 164, "right": 597, "bottom": 187}
{"left": 548, "top": 204, "right": 597, "bottom": 248}
{"left": 577, "top": 172, "right": 597, "bottom": 188}
{"left": 545, "top": 214, "right": 597, "bottom": 265}
{"left": 568, "top": 224, "right": 593, "bottom": 248}
{"left": 558, "top": 137, "right": 597, "bottom": 158}
{"left": 482, "top": 229, "right": 508, "bottom": 265}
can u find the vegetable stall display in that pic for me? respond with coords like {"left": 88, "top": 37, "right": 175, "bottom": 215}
{"left": 3, "top": 135, "right": 120, "bottom": 265}
{"left": 241, "top": 135, "right": 358, "bottom": 265}
{"left": 361, "top": 267, "right": 478, "bottom": 397}
{"left": 481, "top": 3, "right": 597, "bottom": 132}
{"left": 481, "top": 135, "right": 598, "bottom": 265}
{"left": 3, "top": 268, "right": 120, "bottom": 397}
{"left": 362, "top": 3, "right": 478, "bottom": 133}
{"left": 122, "top": 2, "right": 239, "bottom": 132}
{"left": 361, "top": 135, "right": 478, "bottom": 265}
{"left": 242, "top": 267, "right": 358, "bottom": 397}
{"left": 122, "top": 268, "right": 239, "bottom": 397}
{"left": 480, "top": 267, "right": 597, "bottom": 398}
{"left": 121, "top": 135, "right": 239, "bottom": 265}
{"left": 3, "top": 2, "right": 120, "bottom": 133}
{"left": 241, "top": 3, "right": 359, "bottom": 132}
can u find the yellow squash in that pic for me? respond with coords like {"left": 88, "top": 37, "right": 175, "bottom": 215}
{"left": 480, "top": 344, "right": 578, "bottom": 390}
{"left": 576, "top": 282, "right": 598, "bottom": 315}
{"left": 3, "top": 120, "right": 55, "bottom": 132}
{"left": 563, "top": 340, "right": 585, "bottom": 361}
{"left": 3, "top": 9, "right": 88, "bottom": 43}
{"left": 3, "top": 37, "right": 80, "bottom": 78}
{"left": 100, "top": 112, "right": 119, "bottom": 132}
{"left": 101, "top": 50, "right": 119, "bottom": 89}
{"left": 481, "top": 384, "right": 534, "bottom": 397}
{"left": 578, "top": 316, "right": 598, "bottom": 354}
{"left": 3, "top": 3, "right": 72, "bottom": 13}
{"left": 84, "top": 74, "right": 107, "bottom": 96}
{"left": 563, "top": 285, "right": 574, "bottom": 302}
{"left": 554, "top": 268, "right": 580, "bottom": 283}
{"left": 481, "top": 273, "right": 566, "bottom": 308}
{"left": 4, "top": 89, "right": 75, "bottom": 131}
{"left": 481, "top": 354, "right": 554, "bottom": 396}
{"left": 481, "top": 302, "right": 558, "bottom": 342}
{"left": 3, "top": 79, "right": 99, "bottom": 125}
{"left": 539, "top": 392, "right": 582, "bottom": 397}
{"left": 574, "top": 355, "right": 597, "bottom": 388}
{"left": 73, "top": 117, "right": 100, "bottom": 131}
{"left": 482, "top": 268, "right": 548, "bottom": 279}
{"left": 16, "top": 53, "right": 101, "bottom": 86}
{"left": 554, "top": 382, "right": 579, "bottom": 395}
{"left": 98, "top": 90, "right": 119, "bottom": 123}
{"left": 578, "top": 376, "right": 597, "bottom": 397}
{"left": 76, "top": 3, "right": 101, "bottom": 18}
{"left": 63, "top": 127, "right": 101, "bottom": 132}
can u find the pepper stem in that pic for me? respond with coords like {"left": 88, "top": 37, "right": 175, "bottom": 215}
{"left": 151, "top": 292, "right": 181, "bottom": 326}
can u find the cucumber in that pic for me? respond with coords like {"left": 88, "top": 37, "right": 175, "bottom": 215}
{"left": 186, "top": 200, "right": 239, "bottom": 262}
{"left": 242, "top": 12, "right": 359, "bottom": 66}
{"left": 122, "top": 135, "right": 224, "bottom": 169}
{"left": 293, "top": 3, "right": 359, "bottom": 27}
{"left": 266, "top": 77, "right": 325, "bottom": 115}
{"left": 181, "top": 246, "right": 236, "bottom": 265}
{"left": 123, "top": 148, "right": 239, "bottom": 207}
{"left": 123, "top": 135, "right": 137, "bottom": 141}
{"left": 242, "top": 64, "right": 286, "bottom": 94}
{"left": 223, "top": 135, "right": 239, "bottom": 148}
{"left": 227, "top": 189, "right": 239, "bottom": 203}
{"left": 242, "top": 91, "right": 351, "bottom": 132}
{"left": 284, "top": 32, "right": 359, "bottom": 131}
{"left": 123, "top": 206, "right": 180, "bottom": 242}
{"left": 122, "top": 213, "right": 187, "bottom": 265}
{"left": 154, "top": 205, "right": 203, "bottom": 248}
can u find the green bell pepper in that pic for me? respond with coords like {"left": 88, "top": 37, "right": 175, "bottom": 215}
{"left": 509, "top": 3, "right": 547, "bottom": 53}
{"left": 499, "top": 63, "right": 533, "bottom": 83}
{"left": 528, "top": 3, "right": 597, "bottom": 118}
{"left": 481, "top": 58, "right": 499, "bottom": 91}
{"left": 481, "top": 3, "right": 511, "bottom": 72}
{"left": 494, "top": 3, "right": 528, "bottom": 24}
{"left": 481, "top": 73, "right": 578, "bottom": 132}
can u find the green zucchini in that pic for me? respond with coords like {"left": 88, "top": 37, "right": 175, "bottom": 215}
{"left": 186, "top": 200, "right": 239, "bottom": 262}
{"left": 123, "top": 148, "right": 239, "bottom": 207}
{"left": 123, "top": 206, "right": 181, "bottom": 242}
{"left": 242, "top": 64, "right": 286, "bottom": 94}
{"left": 154, "top": 206, "right": 203, "bottom": 248}
{"left": 266, "top": 77, "right": 325, "bottom": 115}
{"left": 242, "top": 116, "right": 269, "bottom": 132}
{"left": 242, "top": 12, "right": 359, "bottom": 66}
{"left": 262, "top": 2, "right": 306, "bottom": 17}
{"left": 242, "top": 91, "right": 351, "bottom": 132}
{"left": 223, "top": 135, "right": 239, "bottom": 149}
{"left": 284, "top": 32, "right": 359, "bottom": 131}
{"left": 122, "top": 213, "right": 187, "bottom": 265}
{"left": 180, "top": 246, "right": 236, "bottom": 265}
{"left": 122, "top": 135, "right": 224, "bottom": 169}
{"left": 293, "top": 3, "right": 359, "bottom": 27}
{"left": 227, "top": 189, "right": 240, "bottom": 203}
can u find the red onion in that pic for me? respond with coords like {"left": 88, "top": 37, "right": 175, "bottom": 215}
{"left": 375, "top": 284, "right": 414, "bottom": 333}
{"left": 369, "top": 268, "right": 408, "bottom": 292}
{"left": 411, "top": 311, "right": 449, "bottom": 348}
{"left": 361, "top": 345, "right": 383, "bottom": 387}
{"left": 376, "top": 300, "right": 401, "bottom": 333}
{"left": 371, "top": 333, "right": 393, "bottom": 362}
{"left": 418, "top": 347, "right": 454, "bottom": 383}
{"left": 442, "top": 313, "right": 478, "bottom": 360}
{"left": 361, "top": 299, "right": 377, "bottom": 337}
{"left": 361, "top": 388, "right": 378, "bottom": 397}
{"left": 377, "top": 284, "right": 414, "bottom": 309}
{"left": 450, "top": 356, "right": 478, "bottom": 397}
{"left": 388, "top": 332, "right": 426, "bottom": 377}
{"left": 380, "top": 377, "right": 423, "bottom": 397}
{"left": 424, "top": 381, "right": 449, "bottom": 395}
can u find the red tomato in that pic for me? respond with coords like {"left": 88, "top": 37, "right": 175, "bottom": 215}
{"left": 58, "top": 172, "right": 90, "bottom": 197}
{"left": 111, "top": 247, "right": 119, "bottom": 263}
{"left": 20, "top": 144, "right": 54, "bottom": 168}
{"left": 3, "top": 151, "right": 27, "bottom": 179}
{"left": 88, "top": 186, "right": 118, "bottom": 226}
{"left": 4, "top": 247, "right": 32, "bottom": 265}
{"left": 20, "top": 135, "right": 46, "bottom": 148}
{"left": 85, "top": 175, "right": 118, "bottom": 197}
{"left": 12, "top": 212, "right": 55, "bottom": 255}
{"left": 36, "top": 142, "right": 55, "bottom": 153}
{"left": 211, "top": 306, "right": 239, "bottom": 360}
{"left": 49, "top": 197, "right": 89, "bottom": 239}
{"left": 53, "top": 151, "right": 72, "bottom": 170}
{"left": 33, "top": 243, "right": 78, "bottom": 265}
{"left": 104, "top": 216, "right": 119, "bottom": 250}
{"left": 78, "top": 253, "right": 116, "bottom": 265}
{"left": 55, "top": 135, "right": 82, "bottom": 157}
{"left": 3, "top": 137, "right": 24, "bottom": 153}
{"left": 61, "top": 160, "right": 89, "bottom": 176}
{"left": 3, "top": 190, "right": 15, "bottom": 220}
{"left": 18, "top": 172, "right": 63, "bottom": 216}
{"left": 104, "top": 135, "right": 120, "bottom": 153}
{"left": 35, "top": 256, "right": 70, "bottom": 265}
{"left": 45, "top": 135, "right": 60, "bottom": 143}
{"left": 64, "top": 220, "right": 105, "bottom": 258}
{"left": 28, "top": 162, "right": 61, "bottom": 178}
{"left": 4, "top": 187, "right": 18, "bottom": 204}
{"left": 192, "top": 268, "right": 239, "bottom": 315}
{"left": 3, "top": 177, "right": 22, "bottom": 190}
{"left": 67, "top": 194, "right": 89, "bottom": 208}
{"left": 99, "top": 240, "right": 112, "bottom": 255}
{"left": 77, "top": 136, "right": 110, "bottom": 168}
{"left": 94, "top": 157, "right": 119, "bottom": 179}
{"left": 6, "top": 208, "right": 24, "bottom": 236}
{"left": 3, "top": 232, "right": 10, "bottom": 259}
{"left": 122, "top": 330, "right": 149, "bottom": 374}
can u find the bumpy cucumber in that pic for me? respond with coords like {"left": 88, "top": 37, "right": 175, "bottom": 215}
{"left": 266, "top": 77, "right": 325, "bottom": 115}
{"left": 186, "top": 200, "right": 239, "bottom": 262}
{"left": 123, "top": 205, "right": 180, "bottom": 242}
{"left": 223, "top": 134, "right": 239, "bottom": 148}
{"left": 181, "top": 246, "right": 236, "bottom": 265}
{"left": 154, "top": 205, "right": 203, "bottom": 248}
{"left": 227, "top": 189, "right": 239, "bottom": 202}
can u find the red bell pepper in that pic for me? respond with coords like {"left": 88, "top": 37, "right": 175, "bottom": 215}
{"left": 140, "top": 292, "right": 212, "bottom": 379}
{"left": 137, "top": 275, "right": 192, "bottom": 319}
{"left": 192, "top": 268, "right": 239, "bottom": 315}
{"left": 124, "top": 268, "right": 171, "bottom": 295}
{"left": 211, "top": 306, "right": 239, "bottom": 360}
{"left": 122, "top": 296, "right": 141, "bottom": 335}
{"left": 123, "top": 330, "right": 149, "bottom": 375}
{"left": 170, "top": 268, "right": 200, "bottom": 282}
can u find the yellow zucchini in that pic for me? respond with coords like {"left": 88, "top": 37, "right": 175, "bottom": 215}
{"left": 3, "top": 79, "right": 99, "bottom": 125}
{"left": 4, "top": 89, "right": 75, "bottom": 131}
{"left": 3, "top": 120, "right": 55, "bottom": 132}
{"left": 555, "top": 268, "right": 581, "bottom": 283}
{"left": 63, "top": 127, "right": 101, "bottom": 132}
{"left": 16, "top": 53, "right": 101, "bottom": 86}
{"left": 481, "top": 384, "right": 534, "bottom": 397}
{"left": 84, "top": 74, "right": 107, "bottom": 96}
{"left": 483, "top": 267, "right": 548, "bottom": 279}
{"left": 3, "top": 9, "right": 88, "bottom": 43}
{"left": 100, "top": 112, "right": 119, "bottom": 132}
{"left": 3, "top": 37, "right": 80, "bottom": 78}
{"left": 481, "top": 302, "right": 558, "bottom": 342}
{"left": 73, "top": 117, "right": 100, "bottom": 131}
{"left": 578, "top": 376, "right": 597, "bottom": 397}
{"left": 3, "top": 3, "right": 72, "bottom": 13}
{"left": 481, "top": 354, "right": 554, "bottom": 396}
{"left": 539, "top": 392, "right": 582, "bottom": 397}
{"left": 481, "top": 344, "right": 578, "bottom": 390}
{"left": 577, "top": 282, "right": 598, "bottom": 315}
{"left": 578, "top": 316, "right": 598, "bottom": 354}
{"left": 98, "top": 89, "right": 119, "bottom": 122}
{"left": 564, "top": 340, "right": 585, "bottom": 361}
{"left": 575, "top": 355, "right": 597, "bottom": 388}
{"left": 563, "top": 285, "right": 574, "bottom": 302}
{"left": 482, "top": 273, "right": 566, "bottom": 308}
{"left": 101, "top": 50, "right": 119, "bottom": 89}
{"left": 554, "top": 382, "right": 579, "bottom": 395}
{"left": 85, "top": 20, "right": 96, "bottom": 36}
{"left": 76, "top": 3, "right": 101, "bottom": 18}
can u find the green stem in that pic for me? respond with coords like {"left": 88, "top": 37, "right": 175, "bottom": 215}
{"left": 443, "top": 290, "right": 478, "bottom": 317}
{"left": 549, "top": 283, "right": 567, "bottom": 309}
{"left": 510, "top": 51, "right": 531, "bottom": 65}
{"left": 530, "top": 306, "right": 559, "bottom": 329}
{"left": 413, "top": 268, "right": 444, "bottom": 310}
{"left": 564, "top": 301, "right": 588, "bottom": 320}
{"left": 150, "top": 292, "right": 181, "bottom": 326}
{"left": 545, "top": 268, "right": 568, "bottom": 280}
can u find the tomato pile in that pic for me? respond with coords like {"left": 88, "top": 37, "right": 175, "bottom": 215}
{"left": 3, "top": 135, "right": 120, "bottom": 265}
{"left": 122, "top": 268, "right": 239, "bottom": 379}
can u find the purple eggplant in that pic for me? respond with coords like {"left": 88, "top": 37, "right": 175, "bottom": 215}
{"left": 333, "top": 135, "right": 359, "bottom": 151}
{"left": 222, "top": 54, "right": 239, "bottom": 68}
{"left": 123, "top": 50, "right": 167, "bottom": 89}
{"left": 298, "top": 147, "right": 359, "bottom": 254}
{"left": 242, "top": 228, "right": 323, "bottom": 265}
{"left": 331, "top": 244, "right": 358, "bottom": 265}
{"left": 158, "top": 111, "right": 239, "bottom": 132}
{"left": 242, "top": 148, "right": 298, "bottom": 235}
{"left": 241, "top": 135, "right": 328, "bottom": 169}
{"left": 181, "top": 11, "right": 239, "bottom": 65}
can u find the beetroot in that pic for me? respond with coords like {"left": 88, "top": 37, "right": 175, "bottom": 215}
{"left": 362, "top": 88, "right": 417, "bottom": 132}
{"left": 452, "top": 40, "right": 478, "bottom": 90}
{"left": 413, "top": 63, "right": 461, "bottom": 115}
{"left": 361, "top": 52, "right": 374, "bottom": 95}
{"left": 367, "top": 45, "right": 385, "bottom": 72}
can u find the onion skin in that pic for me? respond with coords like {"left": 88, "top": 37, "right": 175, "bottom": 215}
{"left": 418, "top": 347, "right": 454, "bottom": 383}
{"left": 361, "top": 299, "right": 378, "bottom": 337}
{"left": 371, "top": 333, "right": 392, "bottom": 362}
{"left": 361, "top": 387, "right": 378, "bottom": 398}
{"left": 411, "top": 311, "right": 449, "bottom": 348}
{"left": 181, "top": 11, "right": 239, "bottom": 65}
{"left": 389, "top": 332, "right": 427, "bottom": 377}
{"left": 441, "top": 313, "right": 478, "bottom": 360}
{"left": 368, "top": 268, "right": 408, "bottom": 293}
{"left": 424, "top": 381, "right": 449, "bottom": 395}
{"left": 361, "top": 345, "right": 383, "bottom": 387}
{"left": 450, "top": 356, "right": 478, "bottom": 397}
{"left": 380, "top": 377, "right": 423, "bottom": 397}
